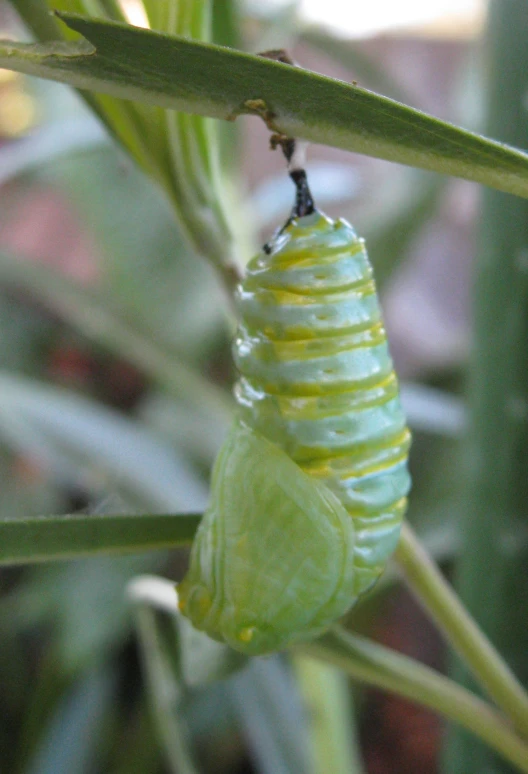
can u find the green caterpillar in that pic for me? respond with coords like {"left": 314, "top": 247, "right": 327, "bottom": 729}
{"left": 178, "top": 152, "right": 411, "bottom": 656}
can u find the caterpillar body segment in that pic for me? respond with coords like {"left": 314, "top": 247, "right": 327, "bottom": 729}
{"left": 234, "top": 210, "right": 411, "bottom": 597}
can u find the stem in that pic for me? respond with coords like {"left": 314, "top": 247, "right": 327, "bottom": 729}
{"left": 299, "top": 627, "right": 528, "bottom": 774}
{"left": 395, "top": 521, "right": 528, "bottom": 737}
{"left": 293, "top": 655, "right": 365, "bottom": 774}
{"left": 0, "top": 513, "right": 201, "bottom": 566}
{"left": 444, "top": 2, "right": 528, "bottom": 771}
{"left": 133, "top": 603, "right": 199, "bottom": 774}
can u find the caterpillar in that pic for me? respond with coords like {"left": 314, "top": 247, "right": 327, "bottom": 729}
{"left": 178, "top": 140, "right": 411, "bottom": 656}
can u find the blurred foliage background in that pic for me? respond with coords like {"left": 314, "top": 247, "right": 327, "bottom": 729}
{"left": 0, "top": 0, "right": 524, "bottom": 772}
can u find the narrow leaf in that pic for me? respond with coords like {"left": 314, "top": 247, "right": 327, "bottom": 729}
{"left": 1, "top": 14, "right": 528, "bottom": 197}
{"left": 0, "top": 512, "right": 201, "bottom": 565}
{"left": 128, "top": 575, "right": 246, "bottom": 687}
{"left": 0, "top": 251, "right": 232, "bottom": 418}
{"left": 445, "top": 0, "right": 528, "bottom": 770}
{"left": 132, "top": 601, "right": 200, "bottom": 774}
{"left": 230, "top": 658, "right": 313, "bottom": 774}
{"left": 128, "top": 575, "right": 247, "bottom": 774}
{"left": 0, "top": 116, "right": 106, "bottom": 186}
{"left": 0, "top": 372, "right": 209, "bottom": 510}
{"left": 25, "top": 665, "right": 115, "bottom": 774}
{"left": 294, "top": 655, "right": 365, "bottom": 774}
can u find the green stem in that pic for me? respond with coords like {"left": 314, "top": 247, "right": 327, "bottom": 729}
{"left": 444, "top": 3, "right": 528, "bottom": 771}
{"left": 133, "top": 604, "right": 199, "bottom": 774}
{"left": 395, "top": 521, "right": 528, "bottom": 737}
{"left": 299, "top": 627, "right": 528, "bottom": 774}
{"left": 293, "top": 654, "right": 365, "bottom": 774}
{"left": 0, "top": 513, "right": 201, "bottom": 566}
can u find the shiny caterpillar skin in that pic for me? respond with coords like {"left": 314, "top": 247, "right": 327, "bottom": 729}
{"left": 178, "top": 198, "right": 411, "bottom": 656}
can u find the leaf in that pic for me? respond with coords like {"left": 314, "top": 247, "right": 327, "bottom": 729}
{"left": 128, "top": 575, "right": 245, "bottom": 687}
{"left": 132, "top": 600, "right": 201, "bottom": 774}
{"left": 400, "top": 382, "right": 466, "bottom": 438}
{"left": 445, "top": 1, "right": 528, "bottom": 770}
{"left": 128, "top": 575, "right": 246, "bottom": 773}
{"left": 139, "top": 0, "right": 237, "bottom": 267}
{"left": 0, "top": 372, "right": 209, "bottom": 510}
{"left": 364, "top": 171, "right": 444, "bottom": 289}
{"left": 0, "top": 512, "right": 201, "bottom": 566}
{"left": 1, "top": 14, "right": 528, "bottom": 197}
{"left": 0, "top": 115, "right": 106, "bottom": 186}
{"left": 25, "top": 665, "right": 115, "bottom": 774}
{"left": 229, "top": 657, "right": 313, "bottom": 774}
{"left": 0, "top": 251, "right": 232, "bottom": 418}
{"left": 294, "top": 655, "right": 366, "bottom": 774}
{"left": 12, "top": 0, "right": 240, "bottom": 272}
{"left": 10, "top": 0, "right": 148, "bottom": 163}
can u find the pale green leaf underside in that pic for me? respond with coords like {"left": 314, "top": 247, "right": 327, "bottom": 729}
{"left": 0, "top": 512, "right": 201, "bottom": 565}
{"left": 1, "top": 13, "right": 528, "bottom": 197}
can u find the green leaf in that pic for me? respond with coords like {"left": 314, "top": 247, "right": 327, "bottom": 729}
{"left": 25, "top": 665, "right": 115, "bottom": 774}
{"left": 229, "top": 657, "right": 314, "bottom": 774}
{"left": 364, "top": 172, "right": 444, "bottom": 289}
{"left": 293, "top": 655, "right": 365, "bottom": 774}
{"left": 0, "top": 512, "right": 201, "bottom": 566}
{"left": 11, "top": 1, "right": 240, "bottom": 276}
{"left": 128, "top": 575, "right": 246, "bottom": 773}
{"left": 2, "top": 13, "right": 528, "bottom": 197}
{"left": 128, "top": 575, "right": 245, "bottom": 688}
{"left": 10, "top": 0, "right": 151, "bottom": 166}
{"left": 0, "top": 372, "right": 209, "bottom": 510}
{"left": 444, "top": 0, "right": 528, "bottom": 770}
{"left": 0, "top": 254, "right": 232, "bottom": 418}
{"left": 400, "top": 383, "right": 465, "bottom": 438}
{"left": 28, "top": 141, "right": 231, "bottom": 361}
{"left": 132, "top": 601, "right": 201, "bottom": 774}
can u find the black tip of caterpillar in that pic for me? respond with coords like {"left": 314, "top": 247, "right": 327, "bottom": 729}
{"left": 262, "top": 149, "right": 316, "bottom": 254}
{"left": 290, "top": 168, "right": 315, "bottom": 219}
{"left": 256, "top": 51, "right": 316, "bottom": 253}
{"left": 282, "top": 137, "right": 315, "bottom": 218}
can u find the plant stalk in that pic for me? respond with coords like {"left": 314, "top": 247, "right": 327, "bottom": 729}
{"left": 300, "top": 627, "right": 528, "bottom": 774}
{"left": 293, "top": 655, "right": 365, "bottom": 774}
{"left": 395, "top": 521, "right": 528, "bottom": 738}
{"left": 444, "top": 1, "right": 528, "bottom": 769}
